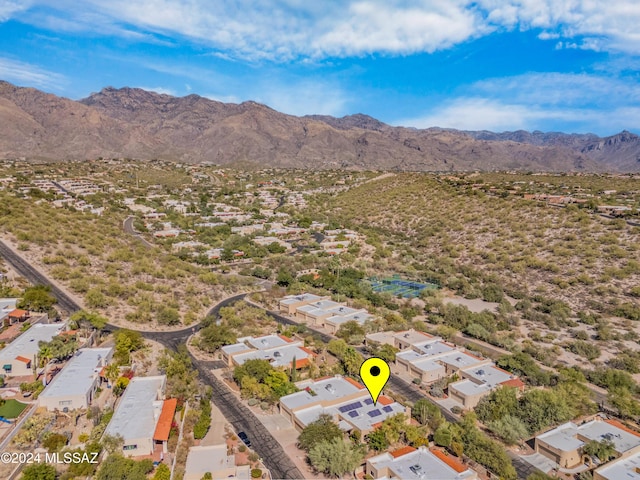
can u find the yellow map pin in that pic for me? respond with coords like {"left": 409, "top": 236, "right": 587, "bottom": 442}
{"left": 360, "top": 357, "right": 390, "bottom": 405}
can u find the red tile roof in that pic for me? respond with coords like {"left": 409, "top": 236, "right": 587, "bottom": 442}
{"left": 153, "top": 398, "right": 178, "bottom": 442}
{"left": 344, "top": 377, "right": 366, "bottom": 389}
{"left": 278, "top": 334, "right": 293, "bottom": 343}
{"left": 430, "top": 448, "right": 467, "bottom": 473}
{"left": 500, "top": 378, "right": 525, "bottom": 389}
{"left": 15, "top": 355, "right": 31, "bottom": 364}
{"left": 8, "top": 309, "right": 28, "bottom": 318}
{"left": 604, "top": 419, "right": 640, "bottom": 438}
{"left": 377, "top": 395, "right": 393, "bottom": 406}
{"left": 390, "top": 446, "right": 416, "bottom": 458}
{"left": 299, "top": 346, "right": 316, "bottom": 356}
{"left": 293, "top": 358, "right": 310, "bottom": 369}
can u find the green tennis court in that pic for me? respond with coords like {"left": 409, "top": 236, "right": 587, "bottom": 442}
{"left": 365, "top": 276, "right": 440, "bottom": 298}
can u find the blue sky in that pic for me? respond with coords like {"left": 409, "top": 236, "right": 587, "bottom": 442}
{"left": 1, "top": 1, "right": 639, "bottom": 135}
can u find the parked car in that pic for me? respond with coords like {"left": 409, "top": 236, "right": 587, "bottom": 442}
{"left": 238, "top": 431, "right": 251, "bottom": 447}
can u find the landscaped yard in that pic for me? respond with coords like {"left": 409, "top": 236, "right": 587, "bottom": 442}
{"left": 0, "top": 399, "right": 28, "bottom": 419}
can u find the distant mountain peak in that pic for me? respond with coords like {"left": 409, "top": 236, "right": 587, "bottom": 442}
{"left": 0, "top": 81, "right": 638, "bottom": 172}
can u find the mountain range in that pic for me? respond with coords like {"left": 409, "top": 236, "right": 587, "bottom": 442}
{"left": 1, "top": 80, "right": 639, "bottom": 172}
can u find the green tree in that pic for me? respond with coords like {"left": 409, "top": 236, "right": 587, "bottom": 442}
{"left": 42, "top": 432, "right": 68, "bottom": 452}
{"left": 153, "top": 463, "right": 171, "bottom": 480}
{"left": 20, "top": 463, "right": 57, "bottom": 480}
{"left": 66, "top": 441, "right": 103, "bottom": 477}
{"left": 367, "top": 428, "right": 390, "bottom": 451}
{"left": 157, "top": 306, "right": 180, "bottom": 326}
{"left": 234, "top": 359, "right": 273, "bottom": 384}
{"left": 86, "top": 288, "right": 108, "bottom": 309}
{"left": 114, "top": 329, "right": 145, "bottom": 365}
{"left": 487, "top": 415, "right": 529, "bottom": 445}
{"left": 199, "top": 324, "right": 237, "bottom": 352}
{"left": 39, "top": 336, "right": 78, "bottom": 361}
{"left": 412, "top": 398, "right": 443, "bottom": 429}
{"left": 475, "top": 387, "right": 519, "bottom": 423}
{"left": 113, "top": 377, "right": 130, "bottom": 396}
{"left": 582, "top": 439, "right": 616, "bottom": 462}
{"left": 70, "top": 310, "right": 108, "bottom": 330}
{"left": 18, "top": 285, "right": 56, "bottom": 311}
{"left": 519, "top": 389, "right": 573, "bottom": 433}
{"left": 95, "top": 454, "right": 154, "bottom": 480}
{"left": 336, "top": 321, "right": 366, "bottom": 344}
{"left": 104, "top": 364, "right": 120, "bottom": 387}
{"left": 433, "top": 424, "right": 452, "bottom": 447}
{"left": 308, "top": 438, "right": 365, "bottom": 478}
{"left": 527, "top": 473, "right": 556, "bottom": 480}
{"left": 276, "top": 269, "right": 294, "bottom": 287}
{"left": 264, "top": 370, "right": 297, "bottom": 398}
{"left": 298, "top": 414, "right": 343, "bottom": 452}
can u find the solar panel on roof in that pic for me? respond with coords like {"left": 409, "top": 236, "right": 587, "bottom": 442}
{"left": 368, "top": 409, "right": 382, "bottom": 417}
{"left": 338, "top": 401, "right": 362, "bottom": 413}
{"left": 348, "top": 410, "right": 359, "bottom": 418}
{"left": 364, "top": 398, "right": 373, "bottom": 405}
{"left": 383, "top": 406, "right": 393, "bottom": 413}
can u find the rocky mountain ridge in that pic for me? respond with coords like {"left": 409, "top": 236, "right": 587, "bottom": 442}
{"left": 0, "top": 81, "right": 637, "bottom": 172}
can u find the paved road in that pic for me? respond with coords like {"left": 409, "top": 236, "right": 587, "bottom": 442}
{"left": 1, "top": 241, "right": 537, "bottom": 479}
{"left": 0, "top": 244, "right": 303, "bottom": 478}
{"left": 0, "top": 240, "right": 81, "bottom": 315}
{"left": 251, "top": 302, "right": 536, "bottom": 480}
{"left": 123, "top": 216, "right": 154, "bottom": 248}
{"left": 192, "top": 359, "right": 304, "bottom": 479}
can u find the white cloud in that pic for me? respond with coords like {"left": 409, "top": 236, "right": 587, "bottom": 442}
{"left": 397, "top": 98, "right": 544, "bottom": 131}
{"left": 0, "top": 57, "right": 65, "bottom": 89}
{"left": 397, "top": 71, "right": 640, "bottom": 133}
{"left": 8, "top": 1, "right": 640, "bottom": 59}
{"left": 253, "top": 79, "right": 348, "bottom": 117}
{"left": 136, "top": 86, "right": 176, "bottom": 96}
{"left": 202, "top": 93, "right": 242, "bottom": 104}
{"left": 477, "top": 0, "right": 640, "bottom": 54}
{"left": 472, "top": 72, "right": 640, "bottom": 107}
{"left": 0, "top": 0, "right": 32, "bottom": 22}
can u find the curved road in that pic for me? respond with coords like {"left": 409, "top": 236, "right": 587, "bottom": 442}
{"left": 2, "top": 237, "right": 534, "bottom": 479}
{"left": 0, "top": 239, "right": 303, "bottom": 479}
{"left": 123, "top": 216, "right": 154, "bottom": 248}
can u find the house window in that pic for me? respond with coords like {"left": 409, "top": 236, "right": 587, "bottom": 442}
{"left": 58, "top": 400, "right": 72, "bottom": 406}
{"left": 123, "top": 445, "right": 137, "bottom": 451}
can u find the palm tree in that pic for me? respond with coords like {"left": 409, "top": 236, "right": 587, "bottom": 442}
{"left": 38, "top": 344, "right": 52, "bottom": 368}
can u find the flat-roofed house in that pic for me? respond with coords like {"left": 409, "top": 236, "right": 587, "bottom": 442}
{"left": 279, "top": 375, "right": 409, "bottom": 440}
{"left": 184, "top": 445, "right": 250, "bottom": 480}
{"left": 0, "top": 323, "right": 65, "bottom": 377}
{"left": 594, "top": 447, "right": 640, "bottom": 480}
{"left": 536, "top": 417, "right": 640, "bottom": 469}
{"left": 294, "top": 300, "right": 343, "bottom": 325}
{"left": 104, "top": 376, "right": 177, "bottom": 458}
{"left": 448, "top": 364, "right": 524, "bottom": 409}
{"left": 366, "top": 446, "right": 478, "bottom": 480}
{"left": 324, "top": 310, "right": 374, "bottom": 334}
{"left": 365, "top": 329, "right": 436, "bottom": 350}
{"left": 39, "top": 347, "right": 113, "bottom": 411}
{"left": 220, "top": 334, "right": 315, "bottom": 369}
{"left": 278, "top": 294, "right": 328, "bottom": 315}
